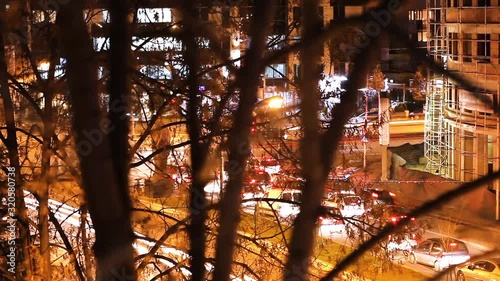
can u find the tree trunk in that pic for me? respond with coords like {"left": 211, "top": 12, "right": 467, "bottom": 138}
{"left": 57, "top": 1, "right": 136, "bottom": 280}
{"left": 0, "top": 6, "right": 34, "bottom": 278}
{"left": 81, "top": 205, "right": 94, "bottom": 281}
{"left": 38, "top": 42, "right": 58, "bottom": 281}
{"left": 212, "top": 1, "right": 276, "bottom": 280}
{"left": 284, "top": 1, "right": 323, "bottom": 280}
{"left": 179, "top": 3, "right": 206, "bottom": 281}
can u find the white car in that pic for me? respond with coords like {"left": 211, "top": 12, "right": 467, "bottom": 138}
{"left": 257, "top": 188, "right": 302, "bottom": 220}
{"left": 324, "top": 195, "right": 365, "bottom": 218}
{"left": 409, "top": 238, "right": 470, "bottom": 271}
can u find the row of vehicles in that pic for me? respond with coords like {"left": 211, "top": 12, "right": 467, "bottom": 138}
{"left": 201, "top": 157, "right": 495, "bottom": 276}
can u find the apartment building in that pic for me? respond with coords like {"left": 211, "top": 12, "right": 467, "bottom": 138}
{"left": 424, "top": 0, "right": 500, "bottom": 198}
{"left": 7, "top": 0, "right": 423, "bottom": 114}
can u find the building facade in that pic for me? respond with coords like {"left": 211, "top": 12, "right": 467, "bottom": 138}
{"left": 424, "top": 0, "right": 500, "bottom": 195}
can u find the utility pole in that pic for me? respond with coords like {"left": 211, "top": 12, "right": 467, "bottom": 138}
{"left": 379, "top": 91, "right": 390, "bottom": 181}
{"left": 363, "top": 91, "right": 368, "bottom": 170}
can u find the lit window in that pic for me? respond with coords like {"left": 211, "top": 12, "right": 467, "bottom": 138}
{"left": 33, "top": 10, "right": 56, "bottom": 24}
{"left": 172, "top": 63, "right": 188, "bottom": 78}
{"left": 38, "top": 61, "right": 50, "bottom": 79}
{"left": 93, "top": 37, "right": 110, "bottom": 51}
{"left": 98, "top": 66, "right": 105, "bottom": 79}
{"left": 55, "top": 58, "right": 66, "bottom": 78}
{"left": 139, "top": 65, "right": 172, "bottom": 80}
{"left": 267, "top": 35, "right": 286, "bottom": 50}
{"left": 196, "top": 37, "right": 210, "bottom": 48}
{"left": 265, "top": 63, "right": 286, "bottom": 78}
{"left": 132, "top": 37, "right": 182, "bottom": 51}
{"left": 137, "top": 8, "right": 172, "bottom": 23}
{"left": 101, "top": 10, "right": 110, "bottom": 23}
{"left": 230, "top": 50, "right": 241, "bottom": 67}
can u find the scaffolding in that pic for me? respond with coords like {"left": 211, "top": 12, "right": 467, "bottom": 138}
{"left": 424, "top": 0, "right": 449, "bottom": 176}
{"left": 423, "top": 0, "right": 500, "bottom": 180}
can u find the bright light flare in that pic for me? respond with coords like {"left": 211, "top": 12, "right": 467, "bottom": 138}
{"left": 267, "top": 97, "right": 284, "bottom": 109}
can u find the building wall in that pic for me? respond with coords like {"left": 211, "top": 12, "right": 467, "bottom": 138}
{"left": 425, "top": 0, "right": 500, "bottom": 191}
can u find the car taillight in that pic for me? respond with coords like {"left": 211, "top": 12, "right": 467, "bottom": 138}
{"left": 410, "top": 217, "right": 415, "bottom": 221}
{"left": 251, "top": 179, "right": 256, "bottom": 184}
{"left": 371, "top": 193, "right": 379, "bottom": 198}
{"left": 389, "top": 192, "right": 396, "bottom": 197}
{"left": 391, "top": 217, "right": 398, "bottom": 222}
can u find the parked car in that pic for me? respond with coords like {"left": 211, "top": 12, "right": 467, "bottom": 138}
{"left": 456, "top": 258, "right": 500, "bottom": 281}
{"left": 256, "top": 188, "right": 302, "bottom": 220}
{"left": 409, "top": 238, "right": 470, "bottom": 271}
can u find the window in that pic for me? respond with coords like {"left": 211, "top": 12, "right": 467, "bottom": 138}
{"left": 131, "top": 37, "right": 182, "bottom": 52}
{"left": 477, "top": 34, "right": 491, "bottom": 62}
{"left": 294, "top": 64, "right": 301, "bottom": 80}
{"left": 477, "top": 0, "right": 491, "bottom": 6}
{"left": 267, "top": 35, "right": 286, "bottom": 50}
{"left": 417, "top": 241, "right": 432, "bottom": 252}
{"left": 139, "top": 65, "right": 172, "bottom": 80}
{"left": 33, "top": 10, "right": 56, "bottom": 24}
{"left": 293, "top": 192, "right": 303, "bottom": 203}
{"left": 316, "top": 6, "right": 324, "bottom": 30}
{"left": 282, "top": 192, "right": 292, "bottom": 201}
{"left": 265, "top": 63, "right": 286, "bottom": 78}
{"left": 449, "top": 32, "right": 458, "bottom": 60}
{"left": 334, "top": 5, "right": 345, "bottom": 19}
{"left": 462, "top": 0, "right": 472, "bottom": 6}
{"left": 101, "top": 10, "right": 110, "bottom": 23}
{"left": 447, "top": 0, "right": 458, "bottom": 7}
{"left": 430, "top": 243, "right": 443, "bottom": 254}
{"left": 293, "top": 6, "right": 302, "bottom": 23}
{"left": 222, "top": 9, "right": 230, "bottom": 28}
{"left": 137, "top": 8, "right": 172, "bottom": 23}
{"left": 93, "top": 37, "right": 110, "bottom": 51}
{"left": 198, "top": 7, "right": 209, "bottom": 21}
{"left": 462, "top": 33, "right": 472, "bottom": 62}
{"left": 196, "top": 37, "right": 210, "bottom": 49}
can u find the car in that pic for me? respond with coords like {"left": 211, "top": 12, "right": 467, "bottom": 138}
{"left": 317, "top": 206, "right": 345, "bottom": 235}
{"left": 258, "top": 157, "right": 281, "bottom": 175}
{"left": 375, "top": 205, "right": 415, "bottom": 225}
{"left": 245, "top": 170, "right": 272, "bottom": 188}
{"left": 359, "top": 188, "right": 396, "bottom": 208}
{"left": 456, "top": 258, "right": 500, "bottom": 281}
{"left": 256, "top": 188, "right": 302, "bottom": 220}
{"left": 323, "top": 194, "right": 365, "bottom": 218}
{"left": 241, "top": 184, "right": 266, "bottom": 209}
{"left": 409, "top": 238, "right": 470, "bottom": 271}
